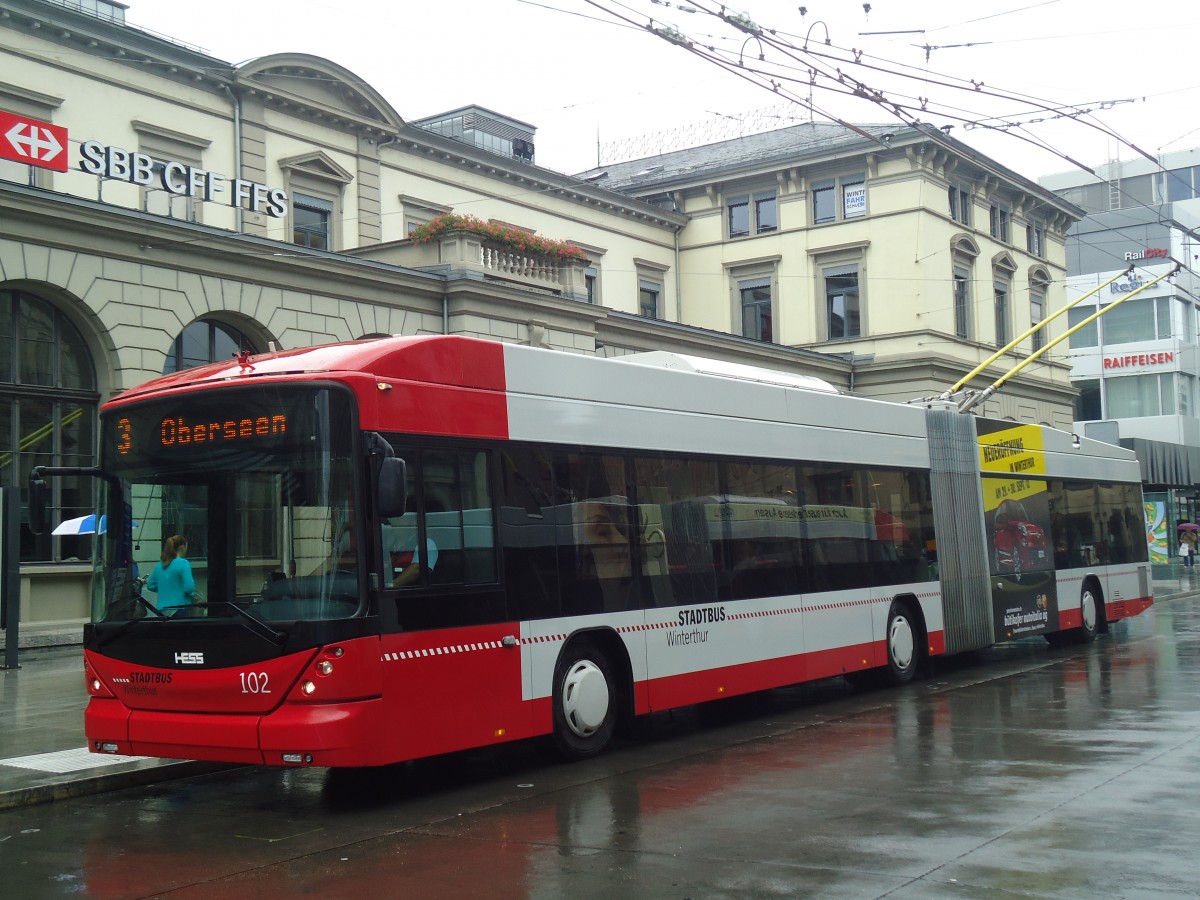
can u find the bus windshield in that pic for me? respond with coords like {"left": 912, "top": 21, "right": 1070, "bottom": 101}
{"left": 94, "top": 385, "right": 361, "bottom": 625}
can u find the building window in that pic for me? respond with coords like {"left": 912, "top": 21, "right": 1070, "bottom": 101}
{"left": 164, "top": 319, "right": 258, "bottom": 374}
{"left": 1178, "top": 373, "right": 1194, "bottom": 417}
{"left": 989, "top": 204, "right": 1009, "bottom": 242}
{"left": 635, "top": 259, "right": 668, "bottom": 320}
{"left": 293, "top": 194, "right": 332, "bottom": 250}
{"left": 755, "top": 192, "right": 778, "bottom": 232}
{"left": 812, "top": 175, "right": 866, "bottom": 224}
{"left": 585, "top": 267, "right": 598, "bottom": 304}
{"left": 825, "top": 267, "right": 860, "bottom": 339}
{"left": 1166, "top": 166, "right": 1200, "bottom": 202}
{"left": 1026, "top": 221, "right": 1045, "bottom": 257}
{"left": 1030, "top": 289, "right": 1045, "bottom": 351}
{"left": 133, "top": 122, "right": 210, "bottom": 224}
{"left": 1072, "top": 296, "right": 1174, "bottom": 346}
{"left": 727, "top": 190, "right": 777, "bottom": 237}
{"left": 1067, "top": 303, "right": 1099, "bottom": 349}
{"left": 0, "top": 88, "right": 63, "bottom": 190}
{"left": 953, "top": 269, "right": 971, "bottom": 339}
{"left": 279, "top": 151, "right": 352, "bottom": 249}
{"left": 949, "top": 184, "right": 972, "bottom": 226}
{"left": 639, "top": 279, "right": 660, "bottom": 319}
{"left": 1074, "top": 378, "right": 1101, "bottom": 420}
{"left": 0, "top": 288, "right": 98, "bottom": 564}
{"left": 994, "top": 281, "right": 1010, "bottom": 347}
{"left": 1106, "top": 373, "right": 1176, "bottom": 418}
{"left": 399, "top": 195, "right": 451, "bottom": 235}
{"left": 813, "top": 181, "right": 836, "bottom": 224}
{"left": 950, "top": 236, "right": 979, "bottom": 342}
{"left": 728, "top": 196, "right": 750, "bottom": 237}
{"left": 739, "top": 277, "right": 773, "bottom": 342}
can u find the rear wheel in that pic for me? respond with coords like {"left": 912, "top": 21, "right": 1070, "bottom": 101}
{"left": 551, "top": 639, "right": 617, "bottom": 760}
{"left": 882, "top": 601, "right": 919, "bottom": 685}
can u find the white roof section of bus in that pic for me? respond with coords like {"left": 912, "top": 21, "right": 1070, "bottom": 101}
{"left": 501, "top": 344, "right": 931, "bottom": 469}
{"left": 1013, "top": 421, "right": 1143, "bottom": 482}
{"left": 620, "top": 351, "right": 839, "bottom": 394}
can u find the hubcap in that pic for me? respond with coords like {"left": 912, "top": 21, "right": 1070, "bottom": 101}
{"left": 889, "top": 615, "right": 914, "bottom": 671}
{"left": 1082, "top": 590, "right": 1097, "bottom": 632}
{"left": 561, "top": 659, "right": 609, "bottom": 738}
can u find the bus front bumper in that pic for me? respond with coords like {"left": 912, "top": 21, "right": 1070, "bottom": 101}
{"left": 85, "top": 696, "right": 387, "bottom": 767}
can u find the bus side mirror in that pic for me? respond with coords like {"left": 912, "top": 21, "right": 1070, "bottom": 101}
{"left": 377, "top": 457, "right": 406, "bottom": 519}
{"left": 28, "top": 469, "right": 48, "bottom": 535}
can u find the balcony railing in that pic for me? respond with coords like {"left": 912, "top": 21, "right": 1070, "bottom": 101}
{"left": 437, "top": 230, "right": 590, "bottom": 301}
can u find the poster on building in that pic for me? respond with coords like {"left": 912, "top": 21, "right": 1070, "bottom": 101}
{"left": 976, "top": 422, "right": 1058, "bottom": 639}
{"left": 843, "top": 182, "right": 866, "bottom": 217}
{"left": 1144, "top": 500, "right": 1169, "bottom": 564}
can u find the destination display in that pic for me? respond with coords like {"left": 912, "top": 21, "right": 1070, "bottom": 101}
{"left": 105, "top": 387, "right": 350, "bottom": 473}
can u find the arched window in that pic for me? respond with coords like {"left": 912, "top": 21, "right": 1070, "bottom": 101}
{"left": 0, "top": 288, "right": 98, "bottom": 563}
{"left": 164, "top": 319, "right": 258, "bottom": 374}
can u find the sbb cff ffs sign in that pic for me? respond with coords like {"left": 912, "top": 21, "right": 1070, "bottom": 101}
{"left": 0, "top": 112, "right": 68, "bottom": 172}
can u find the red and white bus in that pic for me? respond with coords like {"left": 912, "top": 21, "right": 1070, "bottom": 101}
{"left": 31, "top": 336, "right": 1152, "bottom": 767}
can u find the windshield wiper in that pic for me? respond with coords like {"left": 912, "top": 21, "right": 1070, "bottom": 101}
{"left": 97, "top": 594, "right": 166, "bottom": 649}
{"left": 205, "top": 601, "right": 287, "bottom": 646}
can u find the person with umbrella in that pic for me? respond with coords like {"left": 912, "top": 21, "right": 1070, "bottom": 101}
{"left": 1178, "top": 522, "right": 1198, "bottom": 568}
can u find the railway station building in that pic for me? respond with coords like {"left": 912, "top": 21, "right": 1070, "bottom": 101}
{"left": 2, "top": 0, "right": 1082, "bottom": 630}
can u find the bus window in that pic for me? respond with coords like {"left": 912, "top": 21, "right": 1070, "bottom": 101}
{"left": 383, "top": 447, "right": 497, "bottom": 589}
{"left": 868, "top": 469, "right": 934, "bottom": 584}
{"left": 721, "top": 461, "right": 803, "bottom": 600}
{"left": 798, "top": 463, "right": 873, "bottom": 591}
{"left": 499, "top": 446, "right": 559, "bottom": 620}
{"left": 555, "top": 452, "right": 635, "bottom": 614}
{"left": 633, "top": 454, "right": 719, "bottom": 607}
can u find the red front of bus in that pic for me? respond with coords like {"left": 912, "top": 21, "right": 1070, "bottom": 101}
{"left": 83, "top": 375, "right": 417, "bottom": 767}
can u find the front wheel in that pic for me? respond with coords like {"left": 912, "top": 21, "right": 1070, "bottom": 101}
{"left": 552, "top": 639, "right": 617, "bottom": 760}
{"left": 1077, "top": 583, "right": 1101, "bottom": 643}
{"left": 882, "top": 601, "right": 919, "bottom": 685}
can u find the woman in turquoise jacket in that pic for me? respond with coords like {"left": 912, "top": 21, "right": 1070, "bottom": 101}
{"left": 146, "top": 534, "right": 196, "bottom": 610}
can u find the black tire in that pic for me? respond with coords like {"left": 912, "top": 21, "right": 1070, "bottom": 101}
{"left": 882, "top": 601, "right": 919, "bottom": 686}
{"left": 551, "top": 639, "right": 617, "bottom": 760}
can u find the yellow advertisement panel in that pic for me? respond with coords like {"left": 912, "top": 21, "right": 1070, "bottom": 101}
{"left": 977, "top": 424, "right": 1045, "bottom": 477}
{"left": 980, "top": 476, "right": 1046, "bottom": 514}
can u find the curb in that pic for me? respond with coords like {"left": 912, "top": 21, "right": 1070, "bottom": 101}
{"left": 0, "top": 760, "right": 245, "bottom": 811}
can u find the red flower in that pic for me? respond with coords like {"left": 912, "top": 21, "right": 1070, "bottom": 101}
{"left": 409, "top": 214, "right": 587, "bottom": 261}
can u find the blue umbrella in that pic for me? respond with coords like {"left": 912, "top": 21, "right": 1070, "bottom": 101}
{"left": 52, "top": 514, "right": 137, "bottom": 535}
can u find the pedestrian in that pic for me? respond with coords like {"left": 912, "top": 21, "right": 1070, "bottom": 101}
{"left": 145, "top": 534, "right": 196, "bottom": 609}
{"left": 1182, "top": 530, "right": 1198, "bottom": 569}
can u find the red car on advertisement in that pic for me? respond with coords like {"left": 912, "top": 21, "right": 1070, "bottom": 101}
{"left": 993, "top": 500, "right": 1048, "bottom": 579}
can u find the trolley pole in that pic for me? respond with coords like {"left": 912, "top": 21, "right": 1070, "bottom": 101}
{"left": 1, "top": 488, "right": 19, "bottom": 669}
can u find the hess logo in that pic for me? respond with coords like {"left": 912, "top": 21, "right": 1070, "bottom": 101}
{"left": 174, "top": 652, "right": 204, "bottom": 665}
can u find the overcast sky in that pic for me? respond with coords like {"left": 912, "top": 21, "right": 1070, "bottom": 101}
{"left": 126, "top": 0, "right": 1200, "bottom": 183}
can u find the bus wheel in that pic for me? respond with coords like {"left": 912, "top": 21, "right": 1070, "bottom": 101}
{"left": 552, "top": 639, "right": 616, "bottom": 760}
{"left": 883, "top": 601, "right": 919, "bottom": 685}
{"left": 1077, "top": 583, "right": 1101, "bottom": 643}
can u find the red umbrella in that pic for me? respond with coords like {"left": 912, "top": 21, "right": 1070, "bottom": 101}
{"left": 1178, "top": 523, "right": 1199, "bottom": 531}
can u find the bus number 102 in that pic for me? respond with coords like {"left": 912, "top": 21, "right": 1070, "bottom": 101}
{"left": 239, "top": 672, "right": 271, "bottom": 694}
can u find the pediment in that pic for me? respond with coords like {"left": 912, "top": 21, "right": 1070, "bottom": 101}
{"left": 234, "top": 53, "right": 403, "bottom": 133}
{"left": 278, "top": 150, "right": 354, "bottom": 185}
{"left": 950, "top": 232, "right": 980, "bottom": 257}
{"left": 992, "top": 250, "right": 1018, "bottom": 273}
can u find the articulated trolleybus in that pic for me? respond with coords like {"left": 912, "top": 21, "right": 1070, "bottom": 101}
{"left": 32, "top": 336, "right": 1152, "bottom": 767}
